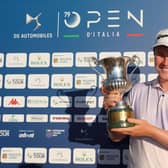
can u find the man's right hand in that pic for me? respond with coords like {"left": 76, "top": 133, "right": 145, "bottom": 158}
{"left": 107, "top": 129, "right": 127, "bottom": 142}
{"left": 100, "top": 86, "right": 122, "bottom": 110}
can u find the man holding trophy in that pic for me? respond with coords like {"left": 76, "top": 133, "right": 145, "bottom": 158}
{"left": 101, "top": 28, "right": 168, "bottom": 168}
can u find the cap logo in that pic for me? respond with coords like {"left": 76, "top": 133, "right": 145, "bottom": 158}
{"left": 157, "top": 34, "right": 168, "bottom": 40}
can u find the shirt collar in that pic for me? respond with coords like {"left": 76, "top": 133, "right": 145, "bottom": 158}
{"left": 150, "top": 77, "right": 160, "bottom": 88}
{"left": 150, "top": 77, "right": 168, "bottom": 94}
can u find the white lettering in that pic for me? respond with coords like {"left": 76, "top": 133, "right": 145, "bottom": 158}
{"left": 87, "top": 11, "right": 101, "bottom": 28}
{"left": 87, "top": 9, "right": 144, "bottom": 29}
{"left": 128, "top": 9, "right": 143, "bottom": 27}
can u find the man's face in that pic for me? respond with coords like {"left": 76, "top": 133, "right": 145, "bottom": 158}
{"left": 154, "top": 46, "right": 168, "bottom": 81}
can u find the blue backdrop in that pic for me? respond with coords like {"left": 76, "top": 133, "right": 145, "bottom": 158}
{"left": 0, "top": 0, "right": 167, "bottom": 167}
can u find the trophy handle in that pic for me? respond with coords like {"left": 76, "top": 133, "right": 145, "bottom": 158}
{"left": 129, "top": 55, "right": 141, "bottom": 77}
{"left": 89, "top": 57, "right": 105, "bottom": 81}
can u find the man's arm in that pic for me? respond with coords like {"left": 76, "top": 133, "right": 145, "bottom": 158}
{"left": 111, "top": 118, "right": 168, "bottom": 148}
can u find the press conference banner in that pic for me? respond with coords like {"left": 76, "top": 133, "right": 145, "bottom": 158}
{"left": 0, "top": 0, "right": 167, "bottom": 167}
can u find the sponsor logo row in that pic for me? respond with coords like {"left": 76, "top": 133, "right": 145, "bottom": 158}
{"left": 0, "top": 147, "right": 129, "bottom": 165}
{"left": 0, "top": 114, "right": 106, "bottom": 123}
{"left": 0, "top": 96, "right": 103, "bottom": 108}
{"left": 0, "top": 51, "right": 155, "bottom": 68}
{"left": 0, "top": 73, "right": 158, "bottom": 90}
{"left": 0, "top": 73, "right": 97, "bottom": 89}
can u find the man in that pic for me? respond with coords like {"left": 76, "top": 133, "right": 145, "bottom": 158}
{"left": 102, "top": 28, "right": 168, "bottom": 168}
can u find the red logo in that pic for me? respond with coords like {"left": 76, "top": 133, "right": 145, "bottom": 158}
{"left": 8, "top": 98, "right": 20, "bottom": 105}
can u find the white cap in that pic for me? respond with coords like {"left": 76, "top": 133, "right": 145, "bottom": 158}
{"left": 153, "top": 28, "right": 168, "bottom": 48}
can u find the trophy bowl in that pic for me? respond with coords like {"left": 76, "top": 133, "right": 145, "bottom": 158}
{"left": 91, "top": 55, "right": 140, "bottom": 128}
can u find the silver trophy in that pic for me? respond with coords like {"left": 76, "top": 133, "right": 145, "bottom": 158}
{"left": 91, "top": 55, "right": 140, "bottom": 128}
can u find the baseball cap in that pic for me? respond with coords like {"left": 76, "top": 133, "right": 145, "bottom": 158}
{"left": 153, "top": 28, "right": 168, "bottom": 48}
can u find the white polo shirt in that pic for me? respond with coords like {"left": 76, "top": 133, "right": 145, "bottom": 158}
{"left": 126, "top": 78, "right": 168, "bottom": 168}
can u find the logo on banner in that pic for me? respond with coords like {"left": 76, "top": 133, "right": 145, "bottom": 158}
{"left": 0, "top": 130, "right": 10, "bottom": 137}
{"left": 98, "top": 149, "right": 120, "bottom": 165}
{"left": 25, "top": 148, "right": 47, "bottom": 163}
{"left": 73, "top": 148, "right": 96, "bottom": 164}
{"left": 45, "top": 129, "right": 65, "bottom": 138}
{"left": 18, "top": 130, "right": 35, "bottom": 138}
{"left": 13, "top": 8, "right": 144, "bottom": 39}
{"left": 64, "top": 11, "right": 81, "bottom": 28}
{"left": 3, "top": 114, "right": 24, "bottom": 123}
{"left": 3, "top": 96, "right": 25, "bottom": 108}
{"left": 57, "top": 9, "right": 144, "bottom": 39}
{"left": 13, "top": 12, "right": 53, "bottom": 39}
{"left": 1, "top": 148, "right": 23, "bottom": 163}
{"left": 26, "top": 13, "right": 42, "bottom": 31}
{"left": 49, "top": 148, "right": 71, "bottom": 164}
{"left": 0, "top": 54, "right": 4, "bottom": 67}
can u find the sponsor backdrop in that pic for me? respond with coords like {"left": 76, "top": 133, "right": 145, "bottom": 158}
{"left": 0, "top": 0, "right": 167, "bottom": 167}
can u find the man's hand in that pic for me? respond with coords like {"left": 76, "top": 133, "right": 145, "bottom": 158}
{"left": 111, "top": 118, "right": 154, "bottom": 137}
{"left": 107, "top": 129, "right": 127, "bottom": 142}
{"left": 100, "top": 86, "right": 122, "bottom": 110}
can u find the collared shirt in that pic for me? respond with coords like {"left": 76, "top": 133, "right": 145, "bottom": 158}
{"left": 126, "top": 78, "right": 168, "bottom": 168}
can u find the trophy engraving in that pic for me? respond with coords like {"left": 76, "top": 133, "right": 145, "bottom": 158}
{"left": 91, "top": 55, "right": 140, "bottom": 128}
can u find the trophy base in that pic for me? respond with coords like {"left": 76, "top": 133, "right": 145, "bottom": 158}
{"left": 107, "top": 120, "right": 134, "bottom": 129}
{"left": 107, "top": 101, "right": 135, "bottom": 129}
